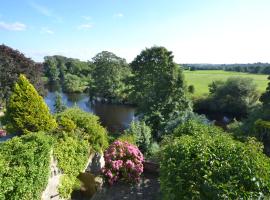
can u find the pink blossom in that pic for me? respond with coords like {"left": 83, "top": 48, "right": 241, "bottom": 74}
{"left": 102, "top": 140, "right": 144, "bottom": 185}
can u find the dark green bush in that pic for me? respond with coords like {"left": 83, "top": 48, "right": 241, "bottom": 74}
{"left": 0, "top": 132, "right": 52, "bottom": 200}
{"left": 160, "top": 121, "right": 270, "bottom": 200}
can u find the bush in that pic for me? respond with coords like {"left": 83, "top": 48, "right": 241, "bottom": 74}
{"left": 55, "top": 107, "right": 108, "bottom": 152}
{"left": 124, "top": 121, "right": 151, "bottom": 153}
{"left": 102, "top": 140, "right": 144, "bottom": 185}
{"left": 53, "top": 133, "right": 90, "bottom": 199}
{"left": 117, "top": 133, "right": 136, "bottom": 144}
{"left": 160, "top": 121, "right": 270, "bottom": 200}
{"left": 3, "top": 74, "right": 57, "bottom": 134}
{"left": 0, "top": 132, "right": 52, "bottom": 200}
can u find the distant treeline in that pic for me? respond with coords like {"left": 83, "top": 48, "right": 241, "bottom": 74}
{"left": 182, "top": 63, "right": 270, "bottom": 74}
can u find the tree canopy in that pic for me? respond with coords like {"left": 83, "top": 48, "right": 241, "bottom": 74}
{"left": 129, "top": 46, "right": 191, "bottom": 137}
{"left": 0, "top": 44, "right": 44, "bottom": 101}
{"left": 89, "top": 51, "right": 131, "bottom": 103}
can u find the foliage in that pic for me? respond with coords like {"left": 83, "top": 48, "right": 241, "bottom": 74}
{"left": 160, "top": 121, "right": 270, "bottom": 200}
{"left": 3, "top": 74, "right": 57, "bottom": 134}
{"left": 129, "top": 46, "right": 191, "bottom": 137}
{"left": 0, "top": 44, "right": 45, "bottom": 100}
{"left": 89, "top": 51, "right": 131, "bottom": 103}
{"left": 63, "top": 73, "right": 88, "bottom": 93}
{"left": 124, "top": 120, "right": 151, "bottom": 153}
{"left": 260, "top": 75, "right": 270, "bottom": 107}
{"left": 54, "top": 92, "right": 67, "bottom": 113}
{"left": 0, "top": 132, "right": 52, "bottom": 200}
{"left": 187, "top": 85, "right": 195, "bottom": 94}
{"left": 53, "top": 133, "right": 90, "bottom": 199}
{"left": 55, "top": 107, "right": 108, "bottom": 152}
{"left": 44, "top": 55, "right": 93, "bottom": 92}
{"left": 117, "top": 133, "right": 136, "bottom": 144}
{"left": 195, "top": 77, "right": 260, "bottom": 117}
{"left": 163, "top": 110, "right": 211, "bottom": 135}
{"left": 102, "top": 140, "right": 144, "bottom": 185}
{"left": 146, "top": 141, "right": 160, "bottom": 161}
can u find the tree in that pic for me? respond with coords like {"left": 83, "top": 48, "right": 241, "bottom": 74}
{"left": 124, "top": 120, "right": 152, "bottom": 153}
{"left": 54, "top": 92, "right": 67, "bottom": 113}
{"left": 188, "top": 85, "right": 195, "bottom": 94}
{"left": 63, "top": 73, "right": 88, "bottom": 93}
{"left": 0, "top": 44, "right": 45, "bottom": 101}
{"left": 260, "top": 76, "right": 270, "bottom": 107}
{"left": 129, "top": 46, "right": 191, "bottom": 137}
{"left": 89, "top": 51, "right": 131, "bottom": 103}
{"left": 3, "top": 74, "right": 57, "bottom": 134}
{"left": 44, "top": 56, "right": 60, "bottom": 82}
{"left": 196, "top": 77, "right": 259, "bottom": 117}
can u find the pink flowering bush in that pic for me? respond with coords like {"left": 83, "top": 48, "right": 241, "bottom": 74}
{"left": 102, "top": 140, "right": 144, "bottom": 185}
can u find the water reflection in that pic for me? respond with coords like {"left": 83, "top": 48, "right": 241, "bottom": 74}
{"left": 44, "top": 91, "right": 136, "bottom": 133}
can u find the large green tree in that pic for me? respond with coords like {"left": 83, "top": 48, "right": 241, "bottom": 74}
{"left": 89, "top": 51, "right": 131, "bottom": 103}
{"left": 129, "top": 46, "right": 191, "bottom": 137}
{"left": 0, "top": 44, "right": 44, "bottom": 101}
{"left": 195, "top": 77, "right": 259, "bottom": 117}
{"left": 3, "top": 74, "right": 57, "bottom": 134}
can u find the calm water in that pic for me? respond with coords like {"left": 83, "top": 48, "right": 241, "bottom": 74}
{"left": 44, "top": 91, "right": 136, "bottom": 133}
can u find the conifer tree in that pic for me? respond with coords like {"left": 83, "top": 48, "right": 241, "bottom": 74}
{"left": 4, "top": 74, "right": 57, "bottom": 134}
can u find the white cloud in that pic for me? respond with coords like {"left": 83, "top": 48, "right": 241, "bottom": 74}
{"left": 29, "top": 1, "right": 52, "bottom": 17}
{"left": 0, "top": 21, "right": 26, "bottom": 31}
{"left": 29, "top": 1, "right": 62, "bottom": 23}
{"left": 82, "top": 16, "right": 92, "bottom": 21}
{"left": 41, "top": 27, "right": 54, "bottom": 34}
{"left": 77, "top": 23, "right": 93, "bottom": 30}
{"left": 113, "top": 13, "right": 124, "bottom": 18}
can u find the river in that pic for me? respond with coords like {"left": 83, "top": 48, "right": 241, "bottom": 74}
{"left": 44, "top": 91, "right": 136, "bottom": 133}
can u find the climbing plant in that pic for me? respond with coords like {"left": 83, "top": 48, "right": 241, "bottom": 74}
{"left": 0, "top": 132, "right": 52, "bottom": 200}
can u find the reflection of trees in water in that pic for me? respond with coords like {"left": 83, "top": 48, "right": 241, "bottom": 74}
{"left": 45, "top": 87, "right": 136, "bottom": 133}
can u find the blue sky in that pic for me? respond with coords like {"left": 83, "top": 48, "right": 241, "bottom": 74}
{"left": 0, "top": 0, "right": 270, "bottom": 63}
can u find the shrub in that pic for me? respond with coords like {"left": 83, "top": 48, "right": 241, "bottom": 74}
{"left": 124, "top": 121, "right": 151, "bottom": 153}
{"left": 0, "top": 132, "right": 52, "bottom": 200}
{"left": 117, "top": 133, "right": 136, "bottom": 144}
{"left": 3, "top": 74, "right": 57, "bottom": 134}
{"left": 53, "top": 133, "right": 90, "bottom": 199}
{"left": 160, "top": 121, "right": 270, "bottom": 200}
{"left": 102, "top": 140, "right": 144, "bottom": 185}
{"left": 55, "top": 107, "right": 108, "bottom": 152}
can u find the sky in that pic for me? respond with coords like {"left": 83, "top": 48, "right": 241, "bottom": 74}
{"left": 0, "top": 0, "right": 270, "bottom": 64}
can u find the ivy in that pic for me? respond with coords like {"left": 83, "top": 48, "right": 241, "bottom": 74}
{"left": 0, "top": 132, "right": 52, "bottom": 200}
{"left": 53, "top": 132, "right": 90, "bottom": 199}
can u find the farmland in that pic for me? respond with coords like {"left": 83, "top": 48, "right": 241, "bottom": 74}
{"left": 184, "top": 70, "right": 269, "bottom": 97}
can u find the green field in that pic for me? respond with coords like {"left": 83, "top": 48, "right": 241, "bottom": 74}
{"left": 184, "top": 70, "right": 269, "bottom": 97}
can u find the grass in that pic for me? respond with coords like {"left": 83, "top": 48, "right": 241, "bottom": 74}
{"left": 184, "top": 70, "right": 269, "bottom": 97}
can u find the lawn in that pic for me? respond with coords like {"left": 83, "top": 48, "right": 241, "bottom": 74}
{"left": 184, "top": 70, "right": 269, "bottom": 97}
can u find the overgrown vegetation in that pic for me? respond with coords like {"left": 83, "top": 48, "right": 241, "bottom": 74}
{"left": 0, "top": 132, "right": 52, "bottom": 200}
{"left": 160, "top": 121, "right": 270, "bottom": 200}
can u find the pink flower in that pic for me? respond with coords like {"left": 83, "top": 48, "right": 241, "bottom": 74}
{"left": 102, "top": 140, "right": 144, "bottom": 185}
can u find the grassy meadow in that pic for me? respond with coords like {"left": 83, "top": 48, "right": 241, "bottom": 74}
{"left": 184, "top": 70, "right": 269, "bottom": 97}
